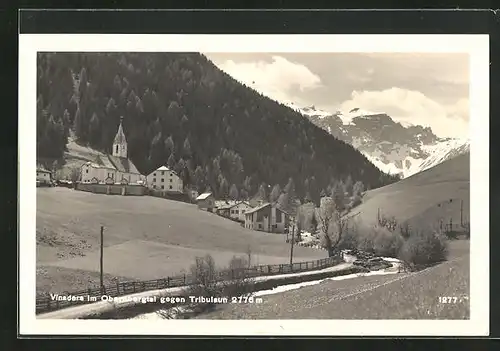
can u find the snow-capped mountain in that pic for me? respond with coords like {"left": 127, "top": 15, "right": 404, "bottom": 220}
{"left": 289, "top": 104, "right": 469, "bottom": 178}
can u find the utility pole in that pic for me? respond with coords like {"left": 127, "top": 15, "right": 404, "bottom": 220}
{"left": 100, "top": 226, "right": 104, "bottom": 295}
{"left": 460, "top": 199, "right": 463, "bottom": 227}
{"left": 290, "top": 220, "right": 295, "bottom": 266}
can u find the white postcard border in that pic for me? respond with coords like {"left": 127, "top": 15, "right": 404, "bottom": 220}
{"left": 19, "top": 34, "right": 489, "bottom": 336}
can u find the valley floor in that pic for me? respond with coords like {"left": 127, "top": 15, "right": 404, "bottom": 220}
{"left": 196, "top": 240, "right": 469, "bottom": 320}
{"left": 36, "top": 187, "right": 324, "bottom": 294}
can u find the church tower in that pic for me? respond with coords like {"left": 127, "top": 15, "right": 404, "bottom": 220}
{"left": 112, "top": 116, "right": 128, "bottom": 158}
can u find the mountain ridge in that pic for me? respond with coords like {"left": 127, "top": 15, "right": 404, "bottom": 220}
{"left": 288, "top": 103, "right": 469, "bottom": 178}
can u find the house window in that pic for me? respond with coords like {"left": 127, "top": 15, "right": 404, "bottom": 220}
{"left": 86, "top": 169, "right": 89, "bottom": 173}
{"left": 276, "top": 210, "right": 282, "bottom": 223}
{"left": 115, "top": 145, "right": 119, "bottom": 153}
{"left": 169, "top": 173, "right": 172, "bottom": 176}
{"left": 153, "top": 173, "right": 156, "bottom": 177}
{"left": 259, "top": 224, "right": 262, "bottom": 229}
{"left": 153, "top": 185, "right": 156, "bottom": 189}
{"left": 169, "top": 185, "right": 172, "bottom": 189}
{"left": 242, "top": 210, "right": 245, "bottom": 213}
{"left": 161, "top": 171, "right": 165, "bottom": 175}
{"left": 235, "top": 210, "right": 239, "bottom": 214}
{"left": 153, "top": 178, "right": 156, "bottom": 182}
{"left": 170, "top": 179, "right": 172, "bottom": 182}
{"left": 161, "top": 178, "right": 164, "bottom": 182}
{"left": 161, "top": 185, "right": 164, "bottom": 189}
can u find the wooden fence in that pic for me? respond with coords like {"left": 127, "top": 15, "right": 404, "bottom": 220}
{"left": 36, "top": 255, "right": 343, "bottom": 314}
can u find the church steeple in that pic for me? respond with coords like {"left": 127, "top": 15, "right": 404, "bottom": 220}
{"left": 112, "top": 116, "right": 128, "bottom": 158}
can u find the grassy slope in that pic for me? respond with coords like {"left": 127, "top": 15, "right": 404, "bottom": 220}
{"left": 36, "top": 187, "right": 324, "bottom": 293}
{"left": 351, "top": 152, "right": 470, "bottom": 232}
{"left": 198, "top": 240, "right": 469, "bottom": 320}
{"left": 49, "top": 132, "right": 108, "bottom": 180}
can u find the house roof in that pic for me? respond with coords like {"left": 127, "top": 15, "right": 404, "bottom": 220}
{"left": 196, "top": 192, "right": 213, "bottom": 200}
{"left": 36, "top": 167, "right": 51, "bottom": 174}
{"left": 244, "top": 203, "right": 290, "bottom": 216}
{"left": 148, "top": 165, "right": 179, "bottom": 177}
{"left": 93, "top": 154, "right": 141, "bottom": 175}
{"left": 245, "top": 202, "right": 271, "bottom": 215}
{"left": 216, "top": 200, "right": 251, "bottom": 210}
{"left": 108, "top": 155, "right": 140, "bottom": 174}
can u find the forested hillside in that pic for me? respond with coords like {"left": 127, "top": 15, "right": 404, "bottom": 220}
{"left": 36, "top": 52, "right": 398, "bottom": 204}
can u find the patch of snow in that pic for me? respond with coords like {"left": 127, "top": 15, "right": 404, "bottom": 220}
{"left": 343, "top": 108, "right": 383, "bottom": 119}
{"left": 253, "top": 265, "right": 401, "bottom": 297}
{"left": 418, "top": 138, "right": 470, "bottom": 174}
{"left": 399, "top": 121, "right": 414, "bottom": 128}
{"left": 336, "top": 113, "right": 354, "bottom": 126}
{"left": 362, "top": 153, "right": 402, "bottom": 176}
{"left": 132, "top": 306, "right": 189, "bottom": 320}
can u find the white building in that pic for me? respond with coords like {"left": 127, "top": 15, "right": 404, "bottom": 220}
{"left": 217, "top": 201, "right": 253, "bottom": 222}
{"left": 36, "top": 167, "right": 52, "bottom": 185}
{"left": 146, "top": 166, "right": 183, "bottom": 193}
{"left": 80, "top": 117, "right": 145, "bottom": 185}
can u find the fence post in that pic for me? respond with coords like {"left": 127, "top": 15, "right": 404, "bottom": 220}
{"left": 116, "top": 282, "right": 120, "bottom": 295}
{"left": 133, "top": 282, "right": 136, "bottom": 293}
{"left": 183, "top": 274, "right": 186, "bottom": 285}
{"left": 167, "top": 277, "right": 170, "bottom": 287}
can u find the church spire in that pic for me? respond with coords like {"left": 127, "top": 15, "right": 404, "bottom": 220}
{"left": 112, "top": 116, "right": 128, "bottom": 158}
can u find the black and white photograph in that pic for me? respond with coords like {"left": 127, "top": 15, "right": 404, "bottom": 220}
{"left": 19, "top": 33, "right": 489, "bottom": 336}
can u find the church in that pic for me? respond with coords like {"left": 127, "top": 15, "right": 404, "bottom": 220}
{"left": 80, "top": 117, "right": 146, "bottom": 185}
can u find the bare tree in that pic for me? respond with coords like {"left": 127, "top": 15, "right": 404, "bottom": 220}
{"left": 69, "top": 167, "right": 81, "bottom": 183}
{"left": 245, "top": 245, "right": 252, "bottom": 268}
{"left": 318, "top": 197, "right": 349, "bottom": 257}
{"left": 295, "top": 206, "right": 306, "bottom": 242}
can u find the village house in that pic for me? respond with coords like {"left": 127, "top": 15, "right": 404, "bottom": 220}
{"left": 146, "top": 166, "right": 183, "bottom": 193}
{"left": 216, "top": 201, "right": 253, "bottom": 222}
{"left": 36, "top": 166, "right": 52, "bottom": 186}
{"left": 80, "top": 117, "right": 146, "bottom": 185}
{"left": 244, "top": 202, "right": 290, "bottom": 233}
{"left": 196, "top": 192, "right": 216, "bottom": 212}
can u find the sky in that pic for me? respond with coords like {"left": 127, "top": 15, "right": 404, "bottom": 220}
{"left": 205, "top": 53, "right": 469, "bottom": 139}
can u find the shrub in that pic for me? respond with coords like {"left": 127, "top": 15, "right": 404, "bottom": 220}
{"left": 353, "top": 224, "right": 404, "bottom": 258}
{"left": 371, "top": 226, "right": 404, "bottom": 258}
{"left": 376, "top": 209, "right": 398, "bottom": 232}
{"left": 398, "top": 230, "right": 448, "bottom": 267}
{"left": 223, "top": 255, "right": 255, "bottom": 297}
{"left": 399, "top": 222, "right": 412, "bottom": 239}
{"left": 338, "top": 219, "right": 359, "bottom": 250}
{"left": 187, "top": 254, "right": 220, "bottom": 298}
{"left": 185, "top": 253, "right": 255, "bottom": 313}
